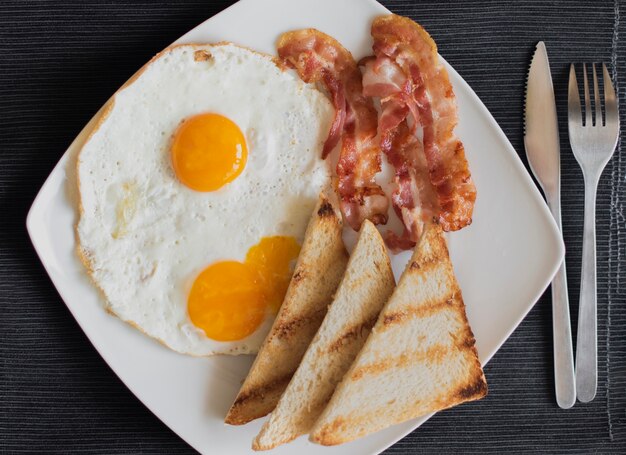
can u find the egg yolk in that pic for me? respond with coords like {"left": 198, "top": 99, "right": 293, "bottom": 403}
{"left": 171, "top": 113, "right": 247, "bottom": 192}
{"left": 188, "top": 261, "right": 265, "bottom": 342}
{"left": 188, "top": 237, "right": 301, "bottom": 341}
{"left": 245, "top": 236, "right": 301, "bottom": 314}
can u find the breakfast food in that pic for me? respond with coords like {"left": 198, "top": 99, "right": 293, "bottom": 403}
{"left": 76, "top": 43, "right": 334, "bottom": 355}
{"left": 253, "top": 220, "right": 395, "bottom": 450}
{"left": 280, "top": 16, "right": 476, "bottom": 251}
{"left": 225, "top": 196, "right": 348, "bottom": 425}
{"left": 361, "top": 15, "right": 476, "bottom": 249}
{"left": 278, "top": 30, "right": 389, "bottom": 230}
{"left": 310, "top": 222, "right": 486, "bottom": 445}
{"left": 77, "top": 9, "right": 485, "bottom": 447}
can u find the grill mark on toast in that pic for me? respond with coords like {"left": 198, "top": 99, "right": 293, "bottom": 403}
{"left": 327, "top": 315, "right": 378, "bottom": 353}
{"left": 232, "top": 374, "right": 291, "bottom": 404}
{"left": 450, "top": 323, "right": 478, "bottom": 352}
{"left": 453, "top": 374, "right": 488, "bottom": 401}
{"left": 380, "top": 292, "right": 459, "bottom": 328}
{"left": 429, "top": 370, "right": 486, "bottom": 414}
{"left": 273, "top": 307, "right": 326, "bottom": 340}
{"left": 381, "top": 311, "right": 403, "bottom": 326}
{"left": 291, "top": 269, "right": 305, "bottom": 283}
{"left": 350, "top": 344, "right": 449, "bottom": 381}
{"left": 349, "top": 326, "right": 479, "bottom": 383}
{"left": 448, "top": 299, "right": 482, "bottom": 364}
{"left": 446, "top": 308, "right": 479, "bottom": 355}
{"left": 225, "top": 373, "right": 292, "bottom": 425}
{"left": 454, "top": 301, "right": 479, "bottom": 345}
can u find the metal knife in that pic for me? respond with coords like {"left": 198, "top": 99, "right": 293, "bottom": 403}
{"left": 524, "top": 41, "right": 576, "bottom": 409}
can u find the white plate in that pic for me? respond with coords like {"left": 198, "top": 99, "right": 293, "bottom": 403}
{"left": 26, "top": 0, "right": 564, "bottom": 453}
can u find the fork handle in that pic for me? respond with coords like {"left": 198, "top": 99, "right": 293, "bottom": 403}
{"left": 547, "top": 192, "right": 576, "bottom": 409}
{"left": 576, "top": 177, "right": 598, "bottom": 403}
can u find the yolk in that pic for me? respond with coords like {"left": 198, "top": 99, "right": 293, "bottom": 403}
{"left": 188, "top": 237, "right": 301, "bottom": 341}
{"left": 245, "top": 236, "right": 301, "bottom": 314}
{"left": 187, "top": 261, "right": 265, "bottom": 342}
{"left": 171, "top": 113, "right": 247, "bottom": 192}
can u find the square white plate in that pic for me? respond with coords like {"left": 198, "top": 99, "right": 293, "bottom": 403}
{"left": 26, "top": 0, "right": 564, "bottom": 453}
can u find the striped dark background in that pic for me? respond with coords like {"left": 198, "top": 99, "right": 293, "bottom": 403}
{"left": 1, "top": 0, "right": 624, "bottom": 453}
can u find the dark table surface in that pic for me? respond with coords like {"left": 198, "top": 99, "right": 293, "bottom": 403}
{"left": 2, "top": 0, "right": 625, "bottom": 453}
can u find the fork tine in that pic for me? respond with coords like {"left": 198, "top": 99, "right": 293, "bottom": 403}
{"left": 592, "top": 63, "right": 601, "bottom": 126}
{"left": 569, "top": 64, "right": 582, "bottom": 126}
{"left": 583, "top": 63, "right": 592, "bottom": 126}
{"left": 602, "top": 63, "right": 619, "bottom": 127}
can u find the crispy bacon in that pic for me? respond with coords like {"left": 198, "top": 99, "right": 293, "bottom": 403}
{"left": 361, "top": 55, "right": 405, "bottom": 98}
{"left": 277, "top": 29, "right": 388, "bottom": 230}
{"left": 367, "top": 15, "right": 476, "bottom": 236}
{"left": 384, "top": 121, "right": 439, "bottom": 251}
{"left": 361, "top": 46, "right": 436, "bottom": 249}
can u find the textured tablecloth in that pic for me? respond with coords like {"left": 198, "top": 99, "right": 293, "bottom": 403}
{"left": 1, "top": 0, "right": 625, "bottom": 453}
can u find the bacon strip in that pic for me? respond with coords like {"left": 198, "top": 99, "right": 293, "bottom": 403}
{"left": 361, "top": 50, "right": 431, "bottom": 250}
{"left": 384, "top": 121, "right": 439, "bottom": 251}
{"left": 366, "top": 15, "right": 476, "bottom": 238}
{"left": 277, "top": 29, "right": 388, "bottom": 230}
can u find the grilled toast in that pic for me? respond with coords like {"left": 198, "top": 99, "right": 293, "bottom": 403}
{"left": 252, "top": 220, "right": 395, "bottom": 450}
{"left": 225, "top": 196, "right": 349, "bottom": 425}
{"left": 310, "top": 222, "right": 487, "bottom": 445}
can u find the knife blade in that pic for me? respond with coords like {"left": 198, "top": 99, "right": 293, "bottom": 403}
{"left": 524, "top": 41, "right": 576, "bottom": 409}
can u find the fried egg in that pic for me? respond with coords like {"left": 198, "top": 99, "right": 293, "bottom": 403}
{"left": 77, "top": 43, "right": 334, "bottom": 355}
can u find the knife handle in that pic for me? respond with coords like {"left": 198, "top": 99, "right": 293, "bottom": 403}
{"left": 548, "top": 194, "right": 576, "bottom": 409}
{"left": 551, "top": 256, "right": 576, "bottom": 408}
{"left": 575, "top": 178, "right": 598, "bottom": 403}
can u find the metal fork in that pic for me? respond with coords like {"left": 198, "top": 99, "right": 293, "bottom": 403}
{"left": 568, "top": 63, "right": 619, "bottom": 403}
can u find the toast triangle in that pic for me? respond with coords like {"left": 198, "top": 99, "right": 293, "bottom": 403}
{"left": 310, "top": 222, "right": 487, "bottom": 445}
{"left": 252, "top": 220, "right": 395, "bottom": 450}
{"left": 225, "top": 195, "right": 349, "bottom": 425}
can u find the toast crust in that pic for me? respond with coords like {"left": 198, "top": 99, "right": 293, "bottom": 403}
{"left": 225, "top": 196, "right": 348, "bottom": 425}
{"left": 310, "top": 222, "right": 487, "bottom": 445}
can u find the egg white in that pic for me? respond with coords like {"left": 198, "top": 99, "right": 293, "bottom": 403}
{"left": 77, "top": 43, "right": 334, "bottom": 356}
